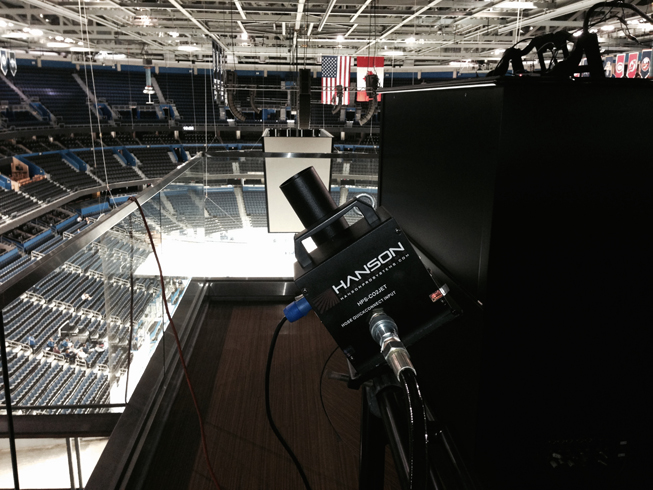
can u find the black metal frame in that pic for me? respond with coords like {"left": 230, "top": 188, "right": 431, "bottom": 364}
{"left": 358, "top": 373, "right": 480, "bottom": 490}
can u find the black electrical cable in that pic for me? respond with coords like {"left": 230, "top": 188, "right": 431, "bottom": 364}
{"left": 399, "top": 370, "right": 429, "bottom": 490}
{"left": 265, "top": 317, "right": 313, "bottom": 490}
{"left": 318, "top": 345, "right": 343, "bottom": 442}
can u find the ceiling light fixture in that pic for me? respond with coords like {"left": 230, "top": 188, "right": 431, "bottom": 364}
{"left": 29, "top": 50, "right": 58, "bottom": 56}
{"left": 356, "top": 0, "right": 444, "bottom": 54}
{"left": 168, "top": 0, "right": 228, "bottom": 51}
{"left": 295, "top": 0, "right": 306, "bottom": 30}
{"left": 350, "top": 0, "right": 373, "bottom": 23}
{"left": 237, "top": 20, "right": 248, "bottom": 40}
{"left": 307, "top": 22, "right": 314, "bottom": 37}
{"left": 345, "top": 24, "right": 358, "bottom": 38}
{"left": 318, "top": 0, "right": 338, "bottom": 32}
{"left": 47, "top": 42, "right": 71, "bottom": 48}
{"left": 177, "top": 45, "right": 200, "bottom": 52}
{"left": 234, "top": 0, "right": 247, "bottom": 20}
{"left": 495, "top": 1, "right": 536, "bottom": 8}
{"left": 2, "top": 32, "right": 28, "bottom": 39}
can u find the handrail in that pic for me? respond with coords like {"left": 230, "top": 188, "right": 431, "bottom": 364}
{"left": 0, "top": 155, "right": 203, "bottom": 310}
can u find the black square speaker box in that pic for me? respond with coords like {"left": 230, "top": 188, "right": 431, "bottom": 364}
{"left": 379, "top": 77, "right": 652, "bottom": 490}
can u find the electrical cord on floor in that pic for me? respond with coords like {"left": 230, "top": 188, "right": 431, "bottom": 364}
{"left": 319, "top": 345, "right": 343, "bottom": 442}
{"left": 265, "top": 316, "right": 313, "bottom": 490}
{"left": 399, "top": 369, "right": 429, "bottom": 490}
{"left": 129, "top": 196, "right": 222, "bottom": 490}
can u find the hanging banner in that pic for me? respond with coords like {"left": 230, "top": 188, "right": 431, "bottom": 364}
{"left": 626, "top": 53, "right": 639, "bottom": 78}
{"left": 0, "top": 49, "right": 7, "bottom": 76}
{"left": 626, "top": 52, "right": 639, "bottom": 78}
{"left": 603, "top": 56, "right": 615, "bottom": 77}
{"left": 8, "top": 51, "right": 16, "bottom": 76}
{"left": 615, "top": 53, "right": 625, "bottom": 78}
{"left": 321, "top": 55, "right": 351, "bottom": 105}
{"left": 640, "top": 49, "right": 651, "bottom": 78}
{"left": 356, "top": 56, "right": 384, "bottom": 102}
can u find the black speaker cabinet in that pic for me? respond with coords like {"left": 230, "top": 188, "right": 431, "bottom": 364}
{"left": 298, "top": 93, "right": 311, "bottom": 129}
{"left": 299, "top": 68, "right": 311, "bottom": 95}
{"left": 379, "top": 77, "right": 652, "bottom": 490}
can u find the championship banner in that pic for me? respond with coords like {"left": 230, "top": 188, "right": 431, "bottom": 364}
{"left": 615, "top": 53, "right": 625, "bottom": 78}
{"left": 640, "top": 49, "right": 651, "bottom": 78}
{"left": 626, "top": 52, "right": 639, "bottom": 78}
{"left": 0, "top": 50, "right": 7, "bottom": 76}
{"left": 321, "top": 55, "right": 351, "bottom": 105}
{"left": 356, "top": 56, "right": 384, "bottom": 102}
{"left": 8, "top": 51, "right": 16, "bottom": 76}
{"left": 603, "top": 56, "right": 615, "bottom": 77}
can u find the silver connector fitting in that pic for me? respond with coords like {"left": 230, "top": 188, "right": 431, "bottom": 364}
{"left": 369, "top": 310, "right": 416, "bottom": 379}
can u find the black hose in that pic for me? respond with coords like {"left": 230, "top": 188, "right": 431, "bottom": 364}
{"left": 265, "top": 316, "right": 313, "bottom": 490}
{"left": 400, "top": 369, "right": 429, "bottom": 490}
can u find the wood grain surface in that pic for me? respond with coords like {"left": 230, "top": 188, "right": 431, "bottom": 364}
{"left": 140, "top": 301, "right": 400, "bottom": 490}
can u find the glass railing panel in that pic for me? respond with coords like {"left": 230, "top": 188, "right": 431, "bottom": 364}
{"left": 1, "top": 158, "right": 203, "bottom": 416}
{"left": 0, "top": 436, "right": 109, "bottom": 489}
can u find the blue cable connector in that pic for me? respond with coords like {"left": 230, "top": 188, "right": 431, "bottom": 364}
{"left": 284, "top": 296, "right": 312, "bottom": 322}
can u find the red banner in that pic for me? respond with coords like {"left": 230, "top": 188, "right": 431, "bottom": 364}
{"left": 356, "top": 56, "right": 384, "bottom": 102}
{"left": 615, "top": 54, "right": 625, "bottom": 78}
{"left": 626, "top": 52, "right": 639, "bottom": 78}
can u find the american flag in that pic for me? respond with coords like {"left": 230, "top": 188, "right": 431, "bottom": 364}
{"left": 321, "top": 55, "right": 350, "bottom": 105}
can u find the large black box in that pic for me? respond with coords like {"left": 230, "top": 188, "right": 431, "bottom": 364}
{"left": 293, "top": 202, "right": 455, "bottom": 377}
{"left": 379, "top": 77, "right": 652, "bottom": 490}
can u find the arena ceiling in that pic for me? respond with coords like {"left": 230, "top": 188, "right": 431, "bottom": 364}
{"left": 0, "top": 0, "right": 651, "bottom": 69}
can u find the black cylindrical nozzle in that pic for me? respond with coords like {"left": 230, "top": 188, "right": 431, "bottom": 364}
{"left": 280, "top": 166, "right": 348, "bottom": 246}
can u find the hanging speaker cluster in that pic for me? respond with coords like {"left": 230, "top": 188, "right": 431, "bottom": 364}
{"left": 331, "top": 85, "right": 344, "bottom": 115}
{"left": 0, "top": 49, "right": 17, "bottom": 76}
{"left": 359, "top": 74, "right": 379, "bottom": 125}
{"left": 249, "top": 88, "right": 261, "bottom": 114}
{"left": 226, "top": 70, "right": 246, "bottom": 122}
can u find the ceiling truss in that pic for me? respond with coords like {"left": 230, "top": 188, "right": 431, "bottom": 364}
{"left": 0, "top": 0, "right": 651, "bottom": 69}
